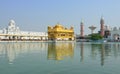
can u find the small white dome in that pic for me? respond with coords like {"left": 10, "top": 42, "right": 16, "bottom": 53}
{"left": 9, "top": 19, "right": 16, "bottom": 26}
{"left": 9, "top": 20, "right": 15, "bottom": 24}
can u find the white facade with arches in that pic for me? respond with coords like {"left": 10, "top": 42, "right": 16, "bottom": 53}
{"left": 0, "top": 20, "right": 48, "bottom": 41}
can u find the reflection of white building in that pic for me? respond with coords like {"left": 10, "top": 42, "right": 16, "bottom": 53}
{"left": 110, "top": 27, "right": 120, "bottom": 41}
{"left": 0, "top": 43, "right": 48, "bottom": 64}
{"left": 0, "top": 20, "right": 48, "bottom": 40}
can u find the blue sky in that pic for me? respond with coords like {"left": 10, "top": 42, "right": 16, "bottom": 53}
{"left": 0, "top": 0, "right": 120, "bottom": 34}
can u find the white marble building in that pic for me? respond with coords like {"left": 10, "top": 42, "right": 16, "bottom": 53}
{"left": 0, "top": 20, "right": 48, "bottom": 40}
{"left": 110, "top": 27, "right": 120, "bottom": 41}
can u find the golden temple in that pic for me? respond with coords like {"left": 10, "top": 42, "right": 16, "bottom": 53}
{"left": 48, "top": 23, "right": 75, "bottom": 41}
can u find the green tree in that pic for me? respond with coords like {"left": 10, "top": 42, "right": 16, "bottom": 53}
{"left": 90, "top": 34, "right": 103, "bottom": 40}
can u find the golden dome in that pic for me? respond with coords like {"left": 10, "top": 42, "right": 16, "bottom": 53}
{"left": 54, "top": 23, "right": 63, "bottom": 29}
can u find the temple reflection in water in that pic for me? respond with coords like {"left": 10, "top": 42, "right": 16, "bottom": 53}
{"left": 0, "top": 42, "right": 120, "bottom": 66}
{"left": 47, "top": 43, "right": 74, "bottom": 60}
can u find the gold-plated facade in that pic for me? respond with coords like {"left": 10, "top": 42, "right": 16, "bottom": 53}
{"left": 48, "top": 23, "right": 74, "bottom": 40}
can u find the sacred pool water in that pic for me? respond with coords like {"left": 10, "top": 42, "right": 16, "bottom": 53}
{"left": 0, "top": 42, "right": 120, "bottom": 74}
